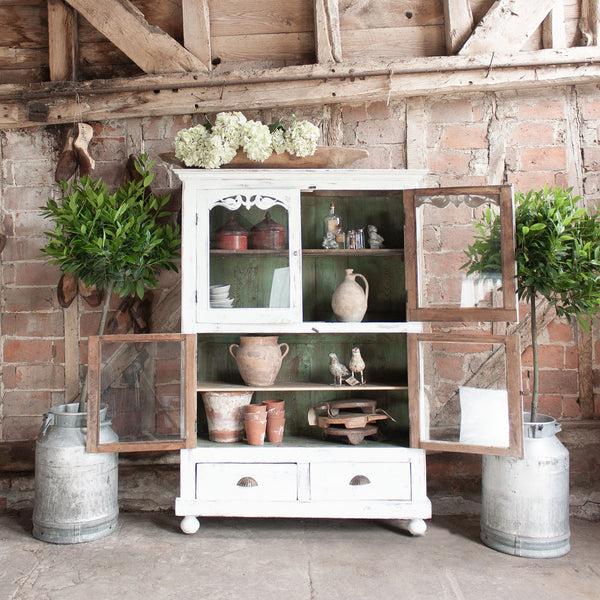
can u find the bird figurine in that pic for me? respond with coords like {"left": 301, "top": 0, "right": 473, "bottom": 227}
{"left": 328, "top": 352, "right": 350, "bottom": 386}
{"left": 348, "top": 347, "right": 366, "bottom": 384}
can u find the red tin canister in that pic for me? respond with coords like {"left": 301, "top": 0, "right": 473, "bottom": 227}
{"left": 215, "top": 215, "right": 248, "bottom": 250}
{"left": 249, "top": 212, "right": 285, "bottom": 250}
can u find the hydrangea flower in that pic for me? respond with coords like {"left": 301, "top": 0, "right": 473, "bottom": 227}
{"left": 285, "top": 120, "right": 320, "bottom": 157}
{"left": 241, "top": 120, "right": 273, "bottom": 162}
{"left": 172, "top": 112, "right": 320, "bottom": 168}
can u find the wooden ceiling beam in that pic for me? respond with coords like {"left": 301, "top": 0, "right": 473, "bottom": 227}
{"left": 315, "top": 0, "right": 342, "bottom": 63}
{"left": 580, "top": 0, "right": 600, "bottom": 45}
{"left": 62, "top": 0, "right": 207, "bottom": 74}
{"left": 48, "top": 0, "right": 78, "bottom": 81}
{"left": 182, "top": 0, "right": 211, "bottom": 71}
{"left": 459, "top": 0, "right": 557, "bottom": 55}
{"left": 3, "top": 47, "right": 600, "bottom": 130}
{"left": 543, "top": 2, "right": 567, "bottom": 50}
{"left": 443, "top": 0, "right": 474, "bottom": 55}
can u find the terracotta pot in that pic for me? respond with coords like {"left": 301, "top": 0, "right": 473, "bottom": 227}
{"left": 245, "top": 415, "right": 267, "bottom": 445}
{"left": 331, "top": 268, "right": 369, "bottom": 322}
{"left": 263, "top": 399, "right": 285, "bottom": 411}
{"left": 201, "top": 391, "right": 253, "bottom": 442}
{"left": 244, "top": 405, "right": 267, "bottom": 421}
{"left": 229, "top": 336, "right": 289, "bottom": 386}
{"left": 266, "top": 416, "right": 285, "bottom": 443}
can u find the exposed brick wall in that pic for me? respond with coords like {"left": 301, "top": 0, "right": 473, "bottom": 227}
{"left": 1, "top": 86, "right": 599, "bottom": 515}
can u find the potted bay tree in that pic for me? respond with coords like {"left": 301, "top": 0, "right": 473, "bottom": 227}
{"left": 463, "top": 185, "right": 600, "bottom": 558}
{"left": 33, "top": 154, "right": 180, "bottom": 543}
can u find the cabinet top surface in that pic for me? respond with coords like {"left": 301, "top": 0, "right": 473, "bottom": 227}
{"left": 173, "top": 168, "right": 428, "bottom": 190}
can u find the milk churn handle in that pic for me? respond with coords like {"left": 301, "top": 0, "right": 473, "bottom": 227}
{"left": 554, "top": 421, "right": 562, "bottom": 434}
{"left": 40, "top": 412, "right": 54, "bottom": 436}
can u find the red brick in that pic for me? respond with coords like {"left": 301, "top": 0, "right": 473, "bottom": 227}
{"left": 1, "top": 237, "right": 49, "bottom": 262}
{"left": 3, "top": 391, "right": 52, "bottom": 416}
{"left": 507, "top": 171, "right": 562, "bottom": 192}
{"left": 2, "top": 286, "right": 55, "bottom": 312}
{"left": 583, "top": 146, "right": 600, "bottom": 170}
{"left": 13, "top": 365, "right": 64, "bottom": 390}
{"left": 508, "top": 121, "right": 558, "bottom": 146}
{"left": 536, "top": 344, "right": 566, "bottom": 369}
{"left": 356, "top": 119, "right": 404, "bottom": 145}
{"left": 536, "top": 394, "right": 563, "bottom": 418}
{"left": 562, "top": 396, "right": 582, "bottom": 418}
{"left": 546, "top": 320, "right": 575, "bottom": 343}
{"left": 3, "top": 416, "right": 43, "bottom": 441}
{"left": 518, "top": 96, "right": 565, "bottom": 120}
{"left": 440, "top": 124, "right": 488, "bottom": 149}
{"left": 6, "top": 261, "right": 60, "bottom": 286}
{"left": 579, "top": 95, "right": 600, "bottom": 120}
{"left": 341, "top": 104, "right": 368, "bottom": 123}
{"left": 3, "top": 186, "right": 53, "bottom": 211}
{"left": 366, "top": 101, "right": 393, "bottom": 120}
{"left": 3, "top": 339, "right": 53, "bottom": 363}
{"left": 428, "top": 149, "right": 470, "bottom": 174}
{"left": 519, "top": 146, "right": 566, "bottom": 171}
{"left": 4, "top": 312, "right": 64, "bottom": 337}
{"left": 537, "top": 368, "right": 578, "bottom": 395}
{"left": 434, "top": 354, "right": 464, "bottom": 380}
{"left": 429, "top": 99, "right": 475, "bottom": 123}
{"left": 1, "top": 128, "right": 53, "bottom": 159}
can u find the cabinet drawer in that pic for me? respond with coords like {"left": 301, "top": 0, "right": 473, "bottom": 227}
{"left": 310, "top": 462, "right": 412, "bottom": 501}
{"left": 195, "top": 463, "right": 297, "bottom": 501}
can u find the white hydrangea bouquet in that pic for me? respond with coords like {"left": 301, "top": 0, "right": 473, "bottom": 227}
{"left": 173, "top": 112, "right": 320, "bottom": 169}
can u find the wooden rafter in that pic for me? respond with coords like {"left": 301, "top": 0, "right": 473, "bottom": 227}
{"left": 580, "top": 0, "right": 600, "bottom": 45}
{"left": 182, "top": 0, "right": 211, "bottom": 71}
{"left": 543, "top": 1, "right": 566, "bottom": 49}
{"left": 3, "top": 47, "right": 600, "bottom": 130}
{"left": 315, "top": 0, "right": 342, "bottom": 62}
{"left": 48, "top": 0, "right": 78, "bottom": 81}
{"left": 459, "top": 0, "right": 557, "bottom": 55}
{"left": 62, "top": 0, "right": 207, "bottom": 74}
{"left": 443, "top": 0, "right": 474, "bottom": 55}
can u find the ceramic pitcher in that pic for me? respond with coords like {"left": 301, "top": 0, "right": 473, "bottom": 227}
{"left": 331, "top": 268, "right": 369, "bottom": 322}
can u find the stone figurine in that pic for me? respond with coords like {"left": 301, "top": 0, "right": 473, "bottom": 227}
{"left": 367, "top": 224, "right": 384, "bottom": 249}
{"left": 348, "top": 347, "right": 366, "bottom": 384}
{"left": 328, "top": 352, "right": 350, "bottom": 385}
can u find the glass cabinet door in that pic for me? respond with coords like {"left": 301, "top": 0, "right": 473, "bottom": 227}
{"left": 407, "top": 333, "right": 523, "bottom": 457}
{"left": 86, "top": 334, "right": 197, "bottom": 453}
{"left": 404, "top": 185, "right": 517, "bottom": 322}
{"left": 192, "top": 188, "right": 302, "bottom": 328}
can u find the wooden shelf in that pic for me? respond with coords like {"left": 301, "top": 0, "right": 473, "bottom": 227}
{"left": 210, "top": 248, "right": 403, "bottom": 257}
{"left": 196, "top": 381, "right": 408, "bottom": 392}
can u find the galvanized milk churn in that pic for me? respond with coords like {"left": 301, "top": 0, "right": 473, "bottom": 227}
{"left": 33, "top": 403, "right": 119, "bottom": 544}
{"left": 481, "top": 412, "right": 570, "bottom": 558}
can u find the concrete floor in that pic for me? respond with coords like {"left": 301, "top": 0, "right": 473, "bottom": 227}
{"left": 1, "top": 512, "right": 599, "bottom": 600}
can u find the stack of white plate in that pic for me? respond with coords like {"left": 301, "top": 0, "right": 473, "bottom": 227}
{"left": 210, "top": 284, "right": 234, "bottom": 308}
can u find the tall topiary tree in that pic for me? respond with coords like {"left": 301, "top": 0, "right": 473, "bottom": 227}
{"left": 41, "top": 154, "right": 181, "bottom": 410}
{"left": 464, "top": 186, "right": 600, "bottom": 422}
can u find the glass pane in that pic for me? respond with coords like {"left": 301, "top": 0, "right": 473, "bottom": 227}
{"left": 99, "top": 338, "right": 185, "bottom": 443}
{"left": 209, "top": 197, "right": 290, "bottom": 310}
{"left": 416, "top": 192, "right": 503, "bottom": 309}
{"left": 418, "top": 339, "right": 510, "bottom": 448}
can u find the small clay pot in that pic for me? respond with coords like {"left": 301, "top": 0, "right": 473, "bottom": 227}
{"left": 245, "top": 416, "right": 266, "bottom": 445}
{"left": 266, "top": 416, "right": 285, "bottom": 443}
{"left": 263, "top": 399, "right": 285, "bottom": 411}
{"left": 245, "top": 404, "right": 267, "bottom": 415}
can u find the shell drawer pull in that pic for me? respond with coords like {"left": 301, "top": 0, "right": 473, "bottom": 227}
{"left": 349, "top": 474, "right": 371, "bottom": 486}
{"left": 237, "top": 476, "right": 258, "bottom": 488}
